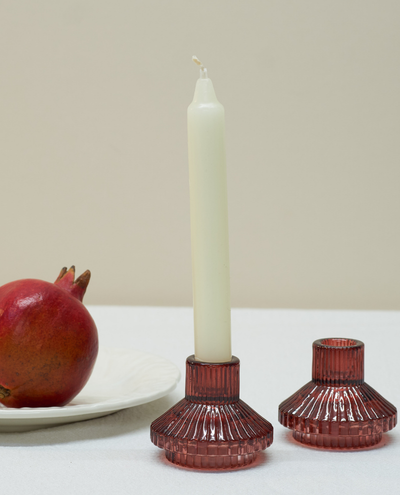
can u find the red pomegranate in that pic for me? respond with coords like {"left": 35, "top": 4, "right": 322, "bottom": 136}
{"left": 0, "top": 267, "right": 98, "bottom": 408}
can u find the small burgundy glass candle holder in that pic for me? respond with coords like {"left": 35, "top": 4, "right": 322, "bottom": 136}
{"left": 151, "top": 355, "right": 273, "bottom": 469}
{"left": 279, "top": 338, "right": 397, "bottom": 449}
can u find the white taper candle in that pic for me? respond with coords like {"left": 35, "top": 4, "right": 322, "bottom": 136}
{"left": 188, "top": 57, "right": 232, "bottom": 363}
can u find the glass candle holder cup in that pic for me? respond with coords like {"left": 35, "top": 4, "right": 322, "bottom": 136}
{"left": 279, "top": 338, "right": 397, "bottom": 449}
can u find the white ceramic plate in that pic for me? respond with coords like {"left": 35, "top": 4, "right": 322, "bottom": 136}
{"left": 0, "top": 347, "right": 180, "bottom": 432}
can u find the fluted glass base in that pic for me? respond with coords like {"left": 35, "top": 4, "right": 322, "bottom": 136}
{"left": 151, "top": 355, "right": 273, "bottom": 469}
{"left": 291, "top": 430, "right": 383, "bottom": 449}
{"left": 279, "top": 338, "right": 397, "bottom": 450}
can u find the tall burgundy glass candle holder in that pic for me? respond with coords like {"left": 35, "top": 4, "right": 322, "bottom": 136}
{"left": 279, "top": 338, "right": 397, "bottom": 449}
{"left": 151, "top": 355, "right": 273, "bottom": 469}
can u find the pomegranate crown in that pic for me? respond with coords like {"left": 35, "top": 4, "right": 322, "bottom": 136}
{"left": 54, "top": 266, "right": 91, "bottom": 302}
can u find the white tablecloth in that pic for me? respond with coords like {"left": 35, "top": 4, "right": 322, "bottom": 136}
{"left": 1, "top": 306, "right": 399, "bottom": 494}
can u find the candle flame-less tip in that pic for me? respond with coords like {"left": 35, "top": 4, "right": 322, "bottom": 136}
{"left": 192, "top": 56, "right": 203, "bottom": 68}
{"left": 192, "top": 56, "right": 207, "bottom": 78}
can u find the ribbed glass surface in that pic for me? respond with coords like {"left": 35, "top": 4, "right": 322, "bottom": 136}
{"left": 185, "top": 355, "right": 240, "bottom": 403}
{"left": 151, "top": 355, "right": 273, "bottom": 469}
{"left": 279, "top": 338, "right": 397, "bottom": 449}
{"left": 312, "top": 338, "right": 364, "bottom": 386}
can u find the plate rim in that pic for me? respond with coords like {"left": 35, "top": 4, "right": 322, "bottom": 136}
{"left": 0, "top": 346, "right": 181, "bottom": 421}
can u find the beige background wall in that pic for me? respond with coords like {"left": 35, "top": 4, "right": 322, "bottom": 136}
{"left": 0, "top": 1, "right": 399, "bottom": 309}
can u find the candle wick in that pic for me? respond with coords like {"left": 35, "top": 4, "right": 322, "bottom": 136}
{"left": 192, "top": 55, "right": 208, "bottom": 78}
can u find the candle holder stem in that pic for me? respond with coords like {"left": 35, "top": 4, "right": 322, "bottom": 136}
{"left": 151, "top": 355, "right": 273, "bottom": 469}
